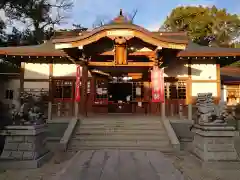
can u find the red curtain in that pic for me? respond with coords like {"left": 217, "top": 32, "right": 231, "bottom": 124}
{"left": 75, "top": 65, "right": 81, "bottom": 102}
{"left": 151, "top": 67, "right": 164, "bottom": 103}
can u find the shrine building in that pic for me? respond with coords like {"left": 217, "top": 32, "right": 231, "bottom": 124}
{"left": 0, "top": 10, "right": 240, "bottom": 121}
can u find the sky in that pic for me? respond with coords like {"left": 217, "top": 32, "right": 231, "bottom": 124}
{"left": 1, "top": 0, "right": 240, "bottom": 32}
{"left": 60, "top": 0, "right": 240, "bottom": 31}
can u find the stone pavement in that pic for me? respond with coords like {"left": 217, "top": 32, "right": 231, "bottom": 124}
{"left": 166, "top": 151, "right": 240, "bottom": 180}
{"left": 0, "top": 151, "right": 76, "bottom": 180}
{"left": 1, "top": 150, "right": 240, "bottom": 180}
{"left": 53, "top": 150, "right": 185, "bottom": 180}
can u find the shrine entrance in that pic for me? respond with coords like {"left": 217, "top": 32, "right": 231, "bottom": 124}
{"left": 94, "top": 74, "right": 147, "bottom": 114}
{"left": 108, "top": 81, "right": 133, "bottom": 113}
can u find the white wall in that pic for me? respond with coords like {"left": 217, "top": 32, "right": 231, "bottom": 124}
{"left": 163, "top": 59, "right": 218, "bottom": 98}
{"left": 24, "top": 63, "right": 49, "bottom": 79}
{"left": 191, "top": 60, "right": 217, "bottom": 97}
{"left": 191, "top": 64, "right": 217, "bottom": 80}
{"left": 192, "top": 82, "right": 217, "bottom": 97}
{"left": 53, "top": 64, "right": 77, "bottom": 77}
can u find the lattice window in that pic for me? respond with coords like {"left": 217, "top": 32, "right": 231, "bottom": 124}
{"left": 169, "top": 83, "right": 178, "bottom": 99}
{"left": 53, "top": 80, "right": 74, "bottom": 99}
{"left": 165, "top": 81, "right": 186, "bottom": 100}
{"left": 177, "top": 81, "right": 186, "bottom": 99}
{"left": 164, "top": 82, "right": 168, "bottom": 99}
{"left": 5, "top": 89, "right": 14, "bottom": 100}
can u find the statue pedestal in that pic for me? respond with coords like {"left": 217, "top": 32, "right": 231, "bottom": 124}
{"left": 191, "top": 123, "right": 240, "bottom": 169}
{"left": 0, "top": 125, "right": 52, "bottom": 169}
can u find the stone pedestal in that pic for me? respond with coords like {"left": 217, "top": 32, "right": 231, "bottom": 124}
{"left": 0, "top": 125, "right": 52, "bottom": 169}
{"left": 191, "top": 123, "right": 240, "bottom": 169}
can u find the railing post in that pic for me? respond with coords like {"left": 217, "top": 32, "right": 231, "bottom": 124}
{"left": 179, "top": 104, "right": 183, "bottom": 119}
{"left": 48, "top": 102, "right": 52, "bottom": 121}
{"left": 57, "top": 102, "right": 61, "bottom": 117}
{"left": 170, "top": 103, "right": 174, "bottom": 116}
{"left": 188, "top": 104, "right": 193, "bottom": 121}
{"left": 161, "top": 102, "right": 166, "bottom": 119}
{"left": 232, "top": 106, "right": 237, "bottom": 130}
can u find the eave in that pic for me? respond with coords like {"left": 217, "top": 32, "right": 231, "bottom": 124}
{"left": 52, "top": 24, "right": 189, "bottom": 45}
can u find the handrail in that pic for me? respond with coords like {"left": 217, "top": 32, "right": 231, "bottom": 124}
{"left": 59, "top": 117, "right": 79, "bottom": 151}
{"left": 162, "top": 118, "right": 180, "bottom": 151}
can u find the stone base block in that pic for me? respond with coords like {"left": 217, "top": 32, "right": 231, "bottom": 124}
{"left": 0, "top": 151, "right": 52, "bottom": 170}
{"left": 191, "top": 124, "right": 239, "bottom": 162}
{"left": 0, "top": 125, "right": 51, "bottom": 169}
{"left": 192, "top": 153, "right": 240, "bottom": 170}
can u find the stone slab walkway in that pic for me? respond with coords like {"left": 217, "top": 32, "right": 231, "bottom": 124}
{"left": 53, "top": 150, "right": 185, "bottom": 180}
{"left": 1, "top": 150, "right": 240, "bottom": 180}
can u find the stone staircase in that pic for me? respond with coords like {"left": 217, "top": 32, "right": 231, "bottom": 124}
{"left": 67, "top": 116, "right": 173, "bottom": 152}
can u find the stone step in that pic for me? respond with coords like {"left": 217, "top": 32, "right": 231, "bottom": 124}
{"left": 72, "top": 135, "right": 169, "bottom": 141}
{"left": 77, "top": 124, "right": 165, "bottom": 130}
{"left": 80, "top": 120, "right": 163, "bottom": 125}
{"left": 74, "top": 129, "right": 167, "bottom": 136}
{"left": 76, "top": 126, "right": 165, "bottom": 132}
{"left": 68, "top": 146, "right": 173, "bottom": 152}
{"left": 69, "top": 140, "right": 171, "bottom": 148}
{"left": 67, "top": 117, "right": 172, "bottom": 152}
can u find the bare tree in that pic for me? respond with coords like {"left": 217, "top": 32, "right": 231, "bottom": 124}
{"left": 92, "top": 16, "right": 111, "bottom": 28}
{"left": 125, "top": 9, "right": 138, "bottom": 23}
{"left": 4, "top": 0, "right": 73, "bottom": 44}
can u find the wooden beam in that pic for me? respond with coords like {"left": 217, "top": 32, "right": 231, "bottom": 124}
{"left": 88, "top": 61, "right": 155, "bottom": 67}
{"left": 101, "top": 51, "right": 155, "bottom": 56}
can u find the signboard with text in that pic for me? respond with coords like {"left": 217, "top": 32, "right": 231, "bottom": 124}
{"left": 151, "top": 67, "right": 164, "bottom": 103}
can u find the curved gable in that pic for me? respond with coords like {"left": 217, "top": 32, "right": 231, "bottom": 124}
{"left": 53, "top": 24, "right": 188, "bottom": 50}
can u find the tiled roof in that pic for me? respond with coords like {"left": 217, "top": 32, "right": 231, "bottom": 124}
{"left": 221, "top": 66, "right": 240, "bottom": 82}
{"left": 0, "top": 41, "right": 66, "bottom": 57}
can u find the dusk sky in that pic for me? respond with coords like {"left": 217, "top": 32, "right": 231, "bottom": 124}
{"left": 63, "top": 0, "right": 240, "bottom": 30}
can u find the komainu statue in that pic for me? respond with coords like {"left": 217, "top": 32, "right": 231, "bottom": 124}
{"left": 10, "top": 92, "right": 47, "bottom": 125}
{"left": 195, "top": 93, "right": 236, "bottom": 124}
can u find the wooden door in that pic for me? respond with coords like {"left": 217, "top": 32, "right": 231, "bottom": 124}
{"left": 164, "top": 80, "right": 187, "bottom": 116}
{"left": 52, "top": 79, "right": 75, "bottom": 117}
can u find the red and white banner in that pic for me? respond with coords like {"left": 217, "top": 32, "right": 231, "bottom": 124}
{"left": 151, "top": 67, "right": 164, "bottom": 103}
{"left": 75, "top": 65, "right": 81, "bottom": 102}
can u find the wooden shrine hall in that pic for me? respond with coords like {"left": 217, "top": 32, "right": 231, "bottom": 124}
{"left": 0, "top": 10, "right": 240, "bottom": 120}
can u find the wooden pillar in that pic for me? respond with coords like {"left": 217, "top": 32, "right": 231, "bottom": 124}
{"left": 143, "top": 82, "right": 150, "bottom": 114}
{"left": 161, "top": 101, "right": 166, "bottom": 119}
{"left": 161, "top": 69, "right": 166, "bottom": 119}
{"left": 187, "top": 58, "right": 193, "bottom": 121}
{"left": 75, "top": 102, "right": 79, "bottom": 118}
{"left": 48, "top": 63, "right": 53, "bottom": 121}
{"left": 19, "top": 62, "right": 25, "bottom": 105}
{"left": 170, "top": 103, "right": 174, "bottom": 116}
{"left": 216, "top": 64, "right": 221, "bottom": 104}
{"left": 80, "top": 64, "right": 88, "bottom": 116}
